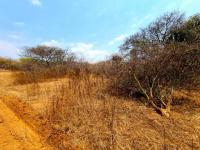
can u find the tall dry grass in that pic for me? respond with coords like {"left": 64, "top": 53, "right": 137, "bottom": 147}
{"left": 13, "top": 66, "right": 68, "bottom": 84}
{"left": 12, "top": 69, "right": 200, "bottom": 149}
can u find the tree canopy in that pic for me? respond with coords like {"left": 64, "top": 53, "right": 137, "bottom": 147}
{"left": 23, "top": 45, "right": 69, "bottom": 66}
{"left": 110, "top": 11, "right": 200, "bottom": 116}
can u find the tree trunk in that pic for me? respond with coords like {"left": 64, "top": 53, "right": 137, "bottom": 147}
{"left": 149, "top": 97, "right": 171, "bottom": 118}
{"left": 159, "top": 108, "right": 170, "bottom": 118}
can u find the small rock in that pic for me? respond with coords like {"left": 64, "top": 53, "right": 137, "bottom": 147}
{"left": 0, "top": 118, "right": 3, "bottom": 123}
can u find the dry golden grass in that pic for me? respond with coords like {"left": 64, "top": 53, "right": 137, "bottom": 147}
{"left": 1, "top": 70, "right": 200, "bottom": 149}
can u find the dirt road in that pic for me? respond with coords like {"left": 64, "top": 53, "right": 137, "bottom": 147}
{"left": 0, "top": 100, "right": 52, "bottom": 150}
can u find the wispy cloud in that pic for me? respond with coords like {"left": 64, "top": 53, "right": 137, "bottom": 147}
{"left": 128, "top": 0, "right": 194, "bottom": 34}
{"left": 8, "top": 34, "right": 21, "bottom": 40}
{"left": 30, "top": 0, "right": 42, "bottom": 6}
{"left": 131, "top": 13, "right": 154, "bottom": 31}
{"left": 13, "top": 22, "right": 25, "bottom": 27}
{"left": 164, "top": 0, "right": 200, "bottom": 17}
{"left": 7, "top": 31, "right": 24, "bottom": 40}
{"left": 109, "top": 34, "right": 128, "bottom": 46}
{"left": 165, "top": 0, "right": 193, "bottom": 11}
{"left": 0, "top": 40, "right": 20, "bottom": 58}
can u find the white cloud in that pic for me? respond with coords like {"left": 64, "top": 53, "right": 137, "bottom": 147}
{"left": 41, "top": 40, "right": 113, "bottom": 62}
{"left": 70, "top": 43, "right": 113, "bottom": 63}
{"left": 0, "top": 41, "right": 20, "bottom": 58}
{"left": 30, "top": 0, "right": 42, "bottom": 6}
{"left": 42, "top": 40, "right": 64, "bottom": 47}
{"left": 109, "top": 34, "right": 128, "bottom": 45}
{"left": 13, "top": 22, "right": 25, "bottom": 27}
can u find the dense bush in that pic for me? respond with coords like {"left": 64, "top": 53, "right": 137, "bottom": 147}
{"left": 13, "top": 45, "right": 79, "bottom": 84}
{"left": 0, "top": 57, "right": 19, "bottom": 70}
{"left": 108, "top": 12, "right": 200, "bottom": 116}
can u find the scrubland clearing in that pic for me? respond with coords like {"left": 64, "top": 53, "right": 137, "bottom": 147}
{"left": 0, "top": 70, "right": 200, "bottom": 149}
{"left": 0, "top": 71, "right": 52, "bottom": 150}
{"left": 0, "top": 11, "right": 200, "bottom": 150}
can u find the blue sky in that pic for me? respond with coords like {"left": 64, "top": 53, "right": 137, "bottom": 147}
{"left": 0, "top": 0, "right": 200, "bottom": 62}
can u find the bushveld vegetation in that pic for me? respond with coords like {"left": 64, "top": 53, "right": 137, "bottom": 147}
{"left": 0, "top": 11, "right": 200, "bottom": 149}
{"left": 0, "top": 57, "right": 19, "bottom": 70}
{"left": 108, "top": 11, "right": 200, "bottom": 117}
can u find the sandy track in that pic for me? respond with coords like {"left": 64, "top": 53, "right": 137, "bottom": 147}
{"left": 0, "top": 100, "right": 52, "bottom": 150}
